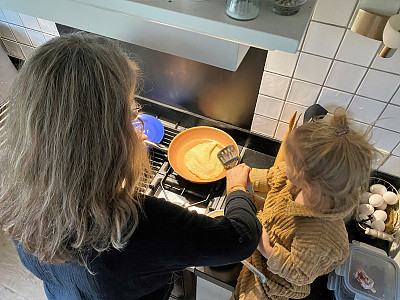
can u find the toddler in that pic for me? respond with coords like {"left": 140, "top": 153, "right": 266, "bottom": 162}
{"left": 233, "top": 108, "right": 376, "bottom": 300}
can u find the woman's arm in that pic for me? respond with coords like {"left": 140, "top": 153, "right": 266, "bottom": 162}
{"left": 140, "top": 192, "right": 262, "bottom": 269}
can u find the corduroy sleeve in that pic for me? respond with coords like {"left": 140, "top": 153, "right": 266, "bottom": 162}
{"left": 250, "top": 161, "right": 288, "bottom": 196}
{"left": 266, "top": 224, "right": 349, "bottom": 285}
{"left": 249, "top": 168, "right": 270, "bottom": 195}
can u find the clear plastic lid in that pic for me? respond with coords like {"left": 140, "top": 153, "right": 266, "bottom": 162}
{"left": 344, "top": 246, "right": 399, "bottom": 300}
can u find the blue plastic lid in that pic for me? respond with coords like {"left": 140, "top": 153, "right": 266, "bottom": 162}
{"left": 132, "top": 114, "right": 164, "bottom": 143}
{"left": 343, "top": 245, "right": 399, "bottom": 300}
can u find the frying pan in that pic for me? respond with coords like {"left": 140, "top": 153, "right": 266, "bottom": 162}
{"left": 168, "top": 126, "right": 239, "bottom": 183}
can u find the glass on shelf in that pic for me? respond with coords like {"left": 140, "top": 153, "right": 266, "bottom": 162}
{"left": 226, "top": 0, "right": 260, "bottom": 21}
{"left": 270, "top": 0, "right": 308, "bottom": 16}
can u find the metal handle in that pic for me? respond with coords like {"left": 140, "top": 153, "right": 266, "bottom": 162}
{"left": 144, "top": 140, "right": 168, "bottom": 152}
{"left": 241, "top": 260, "right": 266, "bottom": 283}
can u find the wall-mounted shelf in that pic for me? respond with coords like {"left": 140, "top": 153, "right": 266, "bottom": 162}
{"left": 77, "top": 0, "right": 316, "bottom": 53}
{"left": 0, "top": 0, "right": 316, "bottom": 70}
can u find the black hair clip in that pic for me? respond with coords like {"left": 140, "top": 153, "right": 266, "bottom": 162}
{"left": 304, "top": 104, "right": 328, "bottom": 123}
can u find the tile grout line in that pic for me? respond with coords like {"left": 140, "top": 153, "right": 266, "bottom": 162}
{"left": 272, "top": 18, "right": 311, "bottom": 139}
{"left": 312, "top": 21, "right": 348, "bottom": 105}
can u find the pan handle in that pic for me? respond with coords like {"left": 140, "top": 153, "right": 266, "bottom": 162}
{"left": 144, "top": 140, "right": 168, "bottom": 153}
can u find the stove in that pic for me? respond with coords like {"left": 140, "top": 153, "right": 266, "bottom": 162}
{"left": 143, "top": 120, "right": 228, "bottom": 214}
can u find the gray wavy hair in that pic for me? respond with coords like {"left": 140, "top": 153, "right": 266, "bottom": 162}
{"left": 0, "top": 32, "right": 150, "bottom": 266}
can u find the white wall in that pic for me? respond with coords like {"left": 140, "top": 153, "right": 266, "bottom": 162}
{"left": 0, "top": 8, "right": 59, "bottom": 60}
{"left": 252, "top": 0, "right": 400, "bottom": 177}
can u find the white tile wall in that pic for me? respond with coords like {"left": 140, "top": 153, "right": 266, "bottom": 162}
{"left": 251, "top": 114, "right": 277, "bottom": 138}
{"left": 393, "top": 144, "right": 400, "bottom": 156}
{"left": 0, "top": 21, "right": 15, "bottom": 41}
{"left": 264, "top": 50, "right": 299, "bottom": 77}
{"left": 25, "top": 28, "right": 46, "bottom": 48}
{"left": 372, "top": 149, "right": 390, "bottom": 170}
{"left": 0, "top": 44, "right": 18, "bottom": 106}
{"left": 376, "top": 105, "right": 400, "bottom": 133}
{"left": 287, "top": 80, "right": 321, "bottom": 106}
{"left": 259, "top": 72, "right": 291, "bottom": 100}
{"left": 0, "top": 9, "right": 6, "bottom": 22}
{"left": 325, "top": 61, "right": 367, "bottom": 93}
{"left": 2, "top": 9, "right": 23, "bottom": 26}
{"left": 280, "top": 102, "right": 307, "bottom": 125}
{"left": 294, "top": 52, "right": 331, "bottom": 84}
{"left": 317, "top": 87, "right": 353, "bottom": 112}
{"left": 0, "top": 9, "right": 59, "bottom": 60}
{"left": 2, "top": 39, "right": 24, "bottom": 58}
{"left": 254, "top": 95, "right": 284, "bottom": 120}
{"left": 391, "top": 88, "right": 400, "bottom": 106}
{"left": 19, "top": 13, "right": 40, "bottom": 31}
{"left": 9, "top": 23, "right": 31, "bottom": 46}
{"left": 20, "top": 43, "right": 34, "bottom": 58}
{"left": 336, "top": 30, "right": 381, "bottom": 67}
{"left": 312, "top": 0, "right": 358, "bottom": 26}
{"left": 357, "top": 70, "right": 400, "bottom": 102}
{"left": 302, "top": 21, "right": 345, "bottom": 58}
{"left": 275, "top": 122, "right": 289, "bottom": 141}
{"left": 372, "top": 50, "right": 400, "bottom": 75}
{"left": 346, "top": 95, "right": 386, "bottom": 124}
{"left": 37, "top": 18, "right": 59, "bottom": 35}
{"left": 379, "top": 155, "right": 400, "bottom": 176}
{"left": 252, "top": 0, "right": 400, "bottom": 177}
{"left": 370, "top": 127, "right": 400, "bottom": 153}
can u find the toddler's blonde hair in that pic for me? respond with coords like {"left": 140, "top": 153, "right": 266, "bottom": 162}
{"left": 285, "top": 108, "right": 376, "bottom": 211}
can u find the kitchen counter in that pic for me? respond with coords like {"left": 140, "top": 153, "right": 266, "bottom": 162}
{"left": 138, "top": 97, "right": 399, "bottom": 299}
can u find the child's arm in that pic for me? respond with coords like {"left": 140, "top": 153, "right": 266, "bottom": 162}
{"left": 257, "top": 227, "right": 273, "bottom": 258}
{"left": 273, "top": 111, "right": 301, "bottom": 167}
{"left": 249, "top": 159, "right": 288, "bottom": 196}
{"left": 249, "top": 169, "right": 270, "bottom": 195}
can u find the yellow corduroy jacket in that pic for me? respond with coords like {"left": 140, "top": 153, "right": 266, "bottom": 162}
{"left": 232, "top": 161, "right": 355, "bottom": 300}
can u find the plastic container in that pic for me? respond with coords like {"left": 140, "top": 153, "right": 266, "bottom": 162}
{"left": 334, "top": 243, "right": 400, "bottom": 300}
{"left": 328, "top": 272, "right": 354, "bottom": 300}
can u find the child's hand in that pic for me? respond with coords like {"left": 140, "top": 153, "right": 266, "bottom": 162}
{"left": 257, "top": 227, "right": 273, "bottom": 259}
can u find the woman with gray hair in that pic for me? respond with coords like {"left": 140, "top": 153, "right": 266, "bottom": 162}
{"left": 0, "top": 32, "right": 261, "bottom": 300}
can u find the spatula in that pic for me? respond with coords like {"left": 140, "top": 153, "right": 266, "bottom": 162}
{"left": 217, "top": 145, "right": 267, "bottom": 284}
{"left": 217, "top": 145, "right": 239, "bottom": 169}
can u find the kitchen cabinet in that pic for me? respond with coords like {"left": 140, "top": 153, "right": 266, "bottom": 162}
{"left": 0, "top": 0, "right": 316, "bottom": 71}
